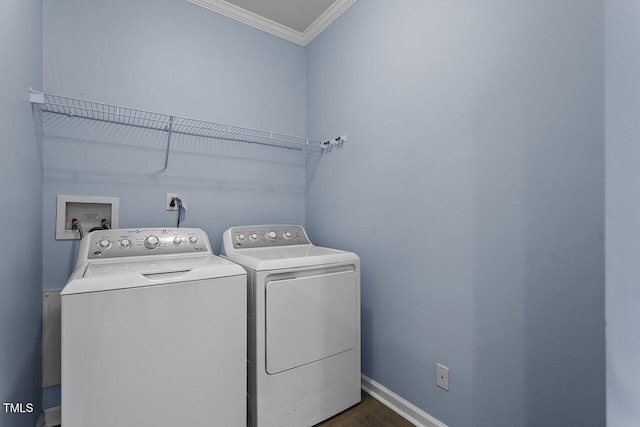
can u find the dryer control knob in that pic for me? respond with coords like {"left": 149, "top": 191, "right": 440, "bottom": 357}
{"left": 249, "top": 233, "right": 259, "bottom": 241}
{"left": 144, "top": 235, "right": 160, "bottom": 249}
{"left": 189, "top": 235, "right": 198, "bottom": 244}
{"left": 283, "top": 231, "right": 292, "bottom": 240}
{"left": 98, "top": 239, "right": 111, "bottom": 249}
{"left": 120, "top": 239, "right": 132, "bottom": 248}
{"left": 267, "top": 231, "right": 277, "bottom": 240}
{"left": 237, "top": 234, "right": 246, "bottom": 242}
{"left": 173, "top": 236, "right": 182, "bottom": 244}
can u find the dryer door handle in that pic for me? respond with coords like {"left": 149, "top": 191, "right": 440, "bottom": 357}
{"left": 142, "top": 269, "right": 192, "bottom": 282}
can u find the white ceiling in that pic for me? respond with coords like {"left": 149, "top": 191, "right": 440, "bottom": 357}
{"left": 225, "top": 0, "right": 337, "bottom": 33}
{"left": 187, "top": 0, "right": 357, "bottom": 46}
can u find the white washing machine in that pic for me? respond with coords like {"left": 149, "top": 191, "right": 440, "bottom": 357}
{"left": 61, "top": 228, "right": 247, "bottom": 427}
{"left": 222, "top": 225, "right": 361, "bottom": 427}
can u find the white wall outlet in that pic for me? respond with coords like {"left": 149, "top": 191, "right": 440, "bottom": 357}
{"left": 436, "top": 363, "right": 449, "bottom": 391}
{"left": 166, "top": 193, "right": 178, "bottom": 211}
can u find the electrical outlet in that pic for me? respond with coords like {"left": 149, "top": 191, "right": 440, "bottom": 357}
{"left": 166, "top": 193, "right": 178, "bottom": 211}
{"left": 436, "top": 363, "right": 449, "bottom": 391}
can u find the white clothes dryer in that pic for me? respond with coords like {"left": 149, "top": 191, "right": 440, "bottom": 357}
{"left": 222, "top": 225, "right": 361, "bottom": 427}
{"left": 61, "top": 228, "right": 246, "bottom": 427}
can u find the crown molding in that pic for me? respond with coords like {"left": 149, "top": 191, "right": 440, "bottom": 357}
{"left": 186, "top": 0, "right": 356, "bottom": 46}
{"left": 302, "top": 0, "right": 356, "bottom": 45}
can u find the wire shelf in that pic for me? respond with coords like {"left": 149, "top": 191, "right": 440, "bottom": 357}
{"left": 30, "top": 90, "right": 337, "bottom": 173}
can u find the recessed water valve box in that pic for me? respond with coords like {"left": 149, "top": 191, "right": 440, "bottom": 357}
{"left": 56, "top": 195, "right": 119, "bottom": 240}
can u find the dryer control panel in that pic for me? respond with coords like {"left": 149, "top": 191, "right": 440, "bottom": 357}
{"left": 226, "top": 225, "right": 310, "bottom": 249}
{"left": 85, "top": 228, "right": 210, "bottom": 259}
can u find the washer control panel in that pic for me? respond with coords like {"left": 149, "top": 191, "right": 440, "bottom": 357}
{"left": 87, "top": 228, "right": 209, "bottom": 259}
{"left": 229, "top": 225, "right": 310, "bottom": 249}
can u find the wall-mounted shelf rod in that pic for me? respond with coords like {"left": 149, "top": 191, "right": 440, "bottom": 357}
{"left": 164, "top": 116, "right": 174, "bottom": 175}
{"left": 30, "top": 90, "right": 343, "bottom": 173}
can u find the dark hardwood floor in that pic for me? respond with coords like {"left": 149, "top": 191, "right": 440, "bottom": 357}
{"left": 314, "top": 391, "right": 415, "bottom": 427}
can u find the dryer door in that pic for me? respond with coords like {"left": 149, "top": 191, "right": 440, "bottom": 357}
{"left": 265, "top": 269, "right": 357, "bottom": 375}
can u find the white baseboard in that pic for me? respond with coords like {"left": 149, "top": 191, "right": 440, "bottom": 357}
{"left": 43, "top": 406, "right": 61, "bottom": 427}
{"left": 361, "top": 374, "right": 447, "bottom": 427}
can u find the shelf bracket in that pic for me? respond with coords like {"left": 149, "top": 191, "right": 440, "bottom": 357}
{"left": 30, "top": 89, "right": 45, "bottom": 104}
{"left": 321, "top": 135, "right": 347, "bottom": 149}
{"left": 163, "top": 116, "right": 174, "bottom": 175}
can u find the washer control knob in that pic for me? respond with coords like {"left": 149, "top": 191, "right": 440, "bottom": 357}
{"left": 237, "top": 234, "right": 246, "bottom": 242}
{"left": 283, "top": 231, "right": 292, "bottom": 240}
{"left": 189, "top": 235, "right": 198, "bottom": 244}
{"left": 144, "top": 235, "right": 160, "bottom": 249}
{"left": 98, "top": 239, "right": 111, "bottom": 249}
{"left": 249, "top": 233, "right": 259, "bottom": 241}
{"left": 120, "top": 239, "right": 132, "bottom": 248}
{"left": 267, "top": 231, "right": 277, "bottom": 240}
{"left": 173, "top": 236, "right": 182, "bottom": 244}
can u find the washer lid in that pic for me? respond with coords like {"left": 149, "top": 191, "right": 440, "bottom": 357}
{"left": 62, "top": 254, "right": 245, "bottom": 295}
{"left": 224, "top": 245, "right": 359, "bottom": 271}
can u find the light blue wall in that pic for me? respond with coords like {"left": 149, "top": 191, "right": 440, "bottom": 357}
{"left": 43, "top": 0, "right": 305, "bottom": 134}
{"left": 605, "top": 1, "right": 640, "bottom": 424}
{"left": 42, "top": 0, "right": 306, "bottom": 283}
{"left": 0, "top": 0, "right": 43, "bottom": 425}
{"left": 13, "top": 0, "right": 610, "bottom": 421}
{"left": 42, "top": 0, "right": 306, "bottom": 406}
{"left": 305, "top": 1, "right": 604, "bottom": 426}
